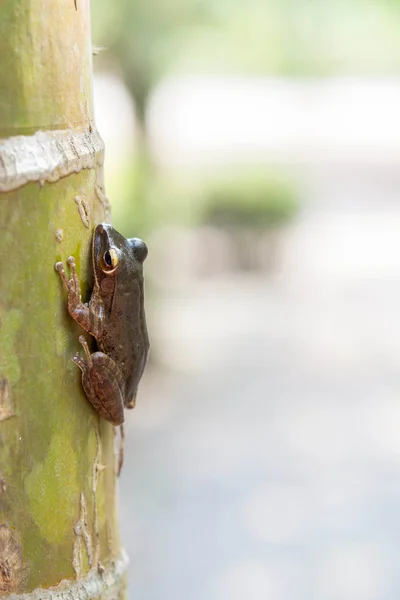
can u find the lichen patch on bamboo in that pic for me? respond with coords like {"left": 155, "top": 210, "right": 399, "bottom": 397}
{"left": 0, "top": 378, "right": 14, "bottom": 421}
{"left": 94, "top": 185, "right": 110, "bottom": 222}
{"left": 0, "top": 308, "right": 23, "bottom": 387}
{"left": 0, "top": 525, "right": 23, "bottom": 594}
{"left": 0, "top": 473, "right": 6, "bottom": 495}
{"left": 25, "top": 432, "right": 79, "bottom": 544}
{"left": 74, "top": 195, "right": 90, "bottom": 228}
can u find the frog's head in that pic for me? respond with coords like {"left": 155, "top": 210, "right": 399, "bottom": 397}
{"left": 93, "top": 223, "right": 148, "bottom": 294}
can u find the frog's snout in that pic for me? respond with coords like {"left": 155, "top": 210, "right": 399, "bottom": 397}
{"left": 95, "top": 223, "right": 107, "bottom": 237}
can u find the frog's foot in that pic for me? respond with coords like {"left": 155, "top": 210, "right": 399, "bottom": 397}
{"left": 55, "top": 260, "right": 69, "bottom": 288}
{"left": 56, "top": 261, "right": 94, "bottom": 334}
{"left": 66, "top": 256, "right": 80, "bottom": 293}
{"left": 72, "top": 336, "right": 93, "bottom": 370}
{"left": 72, "top": 351, "right": 87, "bottom": 371}
{"left": 78, "top": 335, "right": 93, "bottom": 366}
{"left": 55, "top": 256, "right": 81, "bottom": 302}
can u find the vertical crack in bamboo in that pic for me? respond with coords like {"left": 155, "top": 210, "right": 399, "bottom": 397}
{"left": 92, "top": 424, "right": 102, "bottom": 566}
{"left": 73, "top": 494, "right": 93, "bottom": 578}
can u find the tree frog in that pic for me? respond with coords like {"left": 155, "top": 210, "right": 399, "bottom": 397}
{"left": 55, "top": 223, "right": 150, "bottom": 427}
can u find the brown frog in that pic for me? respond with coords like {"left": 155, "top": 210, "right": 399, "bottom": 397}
{"left": 55, "top": 223, "right": 150, "bottom": 428}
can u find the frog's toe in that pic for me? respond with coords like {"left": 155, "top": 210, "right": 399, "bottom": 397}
{"left": 78, "top": 335, "right": 92, "bottom": 362}
{"left": 72, "top": 352, "right": 86, "bottom": 371}
{"left": 126, "top": 394, "right": 136, "bottom": 409}
{"left": 67, "top": 256, "right": 76, "bottom": 276}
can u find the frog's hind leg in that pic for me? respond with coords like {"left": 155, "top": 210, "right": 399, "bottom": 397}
{"left": 73, "top": 335, "right": 125, "bottom": 426}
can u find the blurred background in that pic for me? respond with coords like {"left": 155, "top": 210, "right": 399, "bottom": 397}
{"left": 91, "top": 1, "right": 400, "bottom": 598}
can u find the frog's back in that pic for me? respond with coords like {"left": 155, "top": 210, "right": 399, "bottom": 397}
{"left": 98, "top": 293, "right": 149, "bottom": 405}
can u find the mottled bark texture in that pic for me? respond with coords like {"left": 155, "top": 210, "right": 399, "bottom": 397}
{"left": 0, "top": 1, "right": 126, "bottom": 598}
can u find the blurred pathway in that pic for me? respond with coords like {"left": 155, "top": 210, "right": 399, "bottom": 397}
{"left": 120, "top": 168, "right": 400, "bottom": 600}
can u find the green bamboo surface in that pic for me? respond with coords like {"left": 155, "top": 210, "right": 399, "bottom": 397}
{"left": 0, "top": 1, "right": 124, "bottom": 596}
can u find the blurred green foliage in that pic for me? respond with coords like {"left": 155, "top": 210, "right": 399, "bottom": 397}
{"left": 112, "top": 168, "right": 296, "bottom": 231}
{"left": 91, "top": 0, "right": 400, "bottom": 237}
{"left": 92, "top": 0, "right": 211, "bottom": 123}
{"left": 201, "top": 174, "right": 297, "bottom": 228}
{"left": 92, "top": 0, "right": 400, "bottom": 95}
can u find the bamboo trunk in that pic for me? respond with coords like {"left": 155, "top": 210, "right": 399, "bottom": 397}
{"left": 0, "top": 1, "right": 126, "bottom": 597}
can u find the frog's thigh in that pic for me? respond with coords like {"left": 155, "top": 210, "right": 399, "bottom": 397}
{"left": 82, "top": 352, "right": 125, "bottom": 426}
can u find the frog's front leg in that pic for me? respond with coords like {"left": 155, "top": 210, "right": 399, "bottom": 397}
{"left": 55, "top": 257, "right": 102, "bottom": 338}
{"left": 73, "top": 335, "right": 124, "bottom": 426}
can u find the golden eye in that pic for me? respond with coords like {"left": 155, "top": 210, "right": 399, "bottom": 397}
{"left": 103, "top": 248, "right": 119, "bottom": 270}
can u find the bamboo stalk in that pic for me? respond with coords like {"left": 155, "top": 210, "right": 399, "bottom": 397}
{"left": 0, "top": 1, "right": 125, "bottom": 597}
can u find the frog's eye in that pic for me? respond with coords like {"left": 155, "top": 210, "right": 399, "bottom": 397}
{"left": 102, "top": 247, "right": 119, "bottom": 271}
